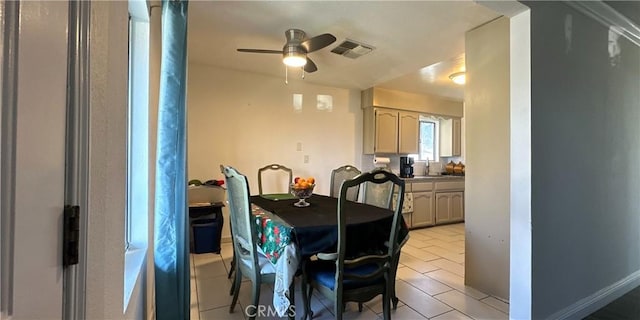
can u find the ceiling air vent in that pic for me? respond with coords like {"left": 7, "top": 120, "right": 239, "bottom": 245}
{"left": 331, "top": 39, "right": 374, "bottom": 59}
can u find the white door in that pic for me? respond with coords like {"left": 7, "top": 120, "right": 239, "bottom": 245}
{"left": 1, "top": 1, "right": 70, "bottom": 318}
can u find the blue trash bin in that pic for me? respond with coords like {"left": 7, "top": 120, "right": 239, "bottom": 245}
{"left": 192, "top": 219, "right": 220, "bottom": 254}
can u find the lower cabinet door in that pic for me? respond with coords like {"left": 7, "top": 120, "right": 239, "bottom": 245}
{"left": 450, "top": 192, "right": 464, "bottom": 222}
{"left": 412, "top": 191, "right": 434, "bottom": 227}
{"left": 435, "top": 191, "right": 465, "bottom": 224}
{"left": 435, "top": 192, "right": 451, "bottom": 224}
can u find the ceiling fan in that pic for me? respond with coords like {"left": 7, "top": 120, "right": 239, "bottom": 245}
{"left": 237, "top": 29, "right": 337, "bottom": 73}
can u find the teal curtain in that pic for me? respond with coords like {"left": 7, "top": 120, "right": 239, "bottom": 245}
{"left": 153, "top": 1, "right": 189, "bottom": 319}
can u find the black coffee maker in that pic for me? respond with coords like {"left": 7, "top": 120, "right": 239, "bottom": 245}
{"left": 399, "top": 156, "right": 414, "bottom": 178}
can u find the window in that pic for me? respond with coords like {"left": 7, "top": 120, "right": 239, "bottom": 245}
{"left": 126, "top": 17, "right": 132, "bottom": 250}
{"left": 411, "top": 118, "right": 439, "bottom": 162}
{"left": 125, "top": 17, "right": 149, "bottom": 251}
{"left": 124, "top": 10, "right": 150, "bottom": 308}
{"left": 419, "top": 120, "right": 437, "bottom": 161}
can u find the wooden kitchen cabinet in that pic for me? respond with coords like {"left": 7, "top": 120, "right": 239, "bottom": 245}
{"left": 363, "top": 107, "right": 419, "bottom": 154}
{"left": 398, "top": 178, "right": 463, "bottom": 229}
{"left": 435, "top": 191, "right": 464, "bottom": 224}
{"left": 398, "top": 111, "right": 419, "bottom": 154}
{"left": 450, "top": 192, "right": 464, "bottom": 221}
{"left": 452, "top": 118, "right": 462, "bottom": 156}
{"left": 375, "top": 109, "right": 398, "bottom": 153}
{"left": 440, "top": 117, "right": 462, "bottom": 157}
{"left": 412, "top": 191, "right": 434, "bottom": 227}
{"left": 410, "top": 181, "right": 434, "bottom": 227}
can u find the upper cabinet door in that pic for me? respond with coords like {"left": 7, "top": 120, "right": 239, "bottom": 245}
{"left": 398, "top": 111, "right": 419, "bottom": 154}
{"left": 452, "top": 118, "right": 462, "bottom": 156}
{"left": 375, "top": 109, "right": 398, "bottom": 153}
{"left": 440, "top": 117, "right": 462, "bottom": 157}
{"left": 440, "top": 118, "right": 453, "bottom": 157}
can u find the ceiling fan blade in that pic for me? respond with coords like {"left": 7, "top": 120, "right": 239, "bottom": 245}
{"left": 301, "top": 33, "right": 337, "bottom": 53}
{"left": 237, "top": 49, "right": 283, "bottom": 54}
{"left": 303, "top": 58, "right": 318, "bottom": 73}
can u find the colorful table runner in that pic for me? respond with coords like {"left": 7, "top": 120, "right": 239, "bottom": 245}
{"left": 250, "top": 203, "right": 297, "bottom": 317}
{"left": 251, "top": 204, "right": 293, "bottom": 264}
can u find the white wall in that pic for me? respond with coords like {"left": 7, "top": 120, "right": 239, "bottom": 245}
{"left": 464, "top": 16, "right": 511, "bottom": 300}
{"left": 187, "top": 63, "right": 363, "bottom": 239}
{"left": 508, "top": 10, "right": 531, "bottom": 319}
{"left": 86, "top": 2, "right": 145, "bottom": 318}
{"left": 9, "top": 1, "right": 68, "bottom": 317}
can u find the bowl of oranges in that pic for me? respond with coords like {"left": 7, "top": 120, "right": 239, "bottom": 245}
{"left": 290, "top": 177, "right": 315, "bottom": 207}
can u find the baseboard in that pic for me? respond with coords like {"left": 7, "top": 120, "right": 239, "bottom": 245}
{"left": 547, "top": 269, "right": 640, "bottom": 319}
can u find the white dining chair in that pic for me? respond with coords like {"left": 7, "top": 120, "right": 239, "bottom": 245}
{"left": 330, "top": 165, "right": 362, "bottom": 201}
{"left": 257, "top": 163, "right": 293, "bottom": 195}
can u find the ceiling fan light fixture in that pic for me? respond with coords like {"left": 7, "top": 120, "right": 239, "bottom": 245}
{"left": 449, "top": 72, "right": 466, "bottom": 85}
{"left": 283, "top": 46, "right": 307, "bottom": 67}
{"left": 237, "top": 28, "right": 335, "bottom": 77}
{"left": 283, "top": 53, "right": 307, "bottom": 67}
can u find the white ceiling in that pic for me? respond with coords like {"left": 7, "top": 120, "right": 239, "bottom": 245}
{"left": 188, "top": 1, "right": 500, "bottom": 101}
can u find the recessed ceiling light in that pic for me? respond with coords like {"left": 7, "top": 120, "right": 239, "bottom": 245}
{"left": 449, "top": 72, "right": 466, "bottom": 85}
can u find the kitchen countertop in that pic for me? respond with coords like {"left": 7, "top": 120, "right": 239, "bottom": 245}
{"left": 401, "top": 175, "right": 465, "bottom": 181}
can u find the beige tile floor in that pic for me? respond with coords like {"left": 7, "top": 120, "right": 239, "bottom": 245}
{"left": 190, "top": 223, "right": 509, "bottom": 319}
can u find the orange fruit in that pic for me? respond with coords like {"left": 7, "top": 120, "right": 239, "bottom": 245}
{"left": 308, "top": 177, "right": 315, "bottom": 184}
{"left": 300, "top": 181, "right": 309, "bottom": 189}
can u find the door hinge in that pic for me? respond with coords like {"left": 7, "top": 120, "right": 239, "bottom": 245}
{"left": 63, "top": 205, "right": 80, "bottom": 267}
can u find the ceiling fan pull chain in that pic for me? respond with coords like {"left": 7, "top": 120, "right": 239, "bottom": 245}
{"left": 302, "top": 67, "right": 305, "bottom": 79}
{"left": 285, "top": 65, "right": 288, "bottom": 85}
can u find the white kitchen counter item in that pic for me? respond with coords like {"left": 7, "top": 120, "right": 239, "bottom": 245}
{"left": 413, "top": 161, "right": 427, "bottom": 176}
{"left": 428, "top": 161, "right": 443, "bottom": 175}
{"left": 373, "top": 156, "right": 391, "bottom": 167}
